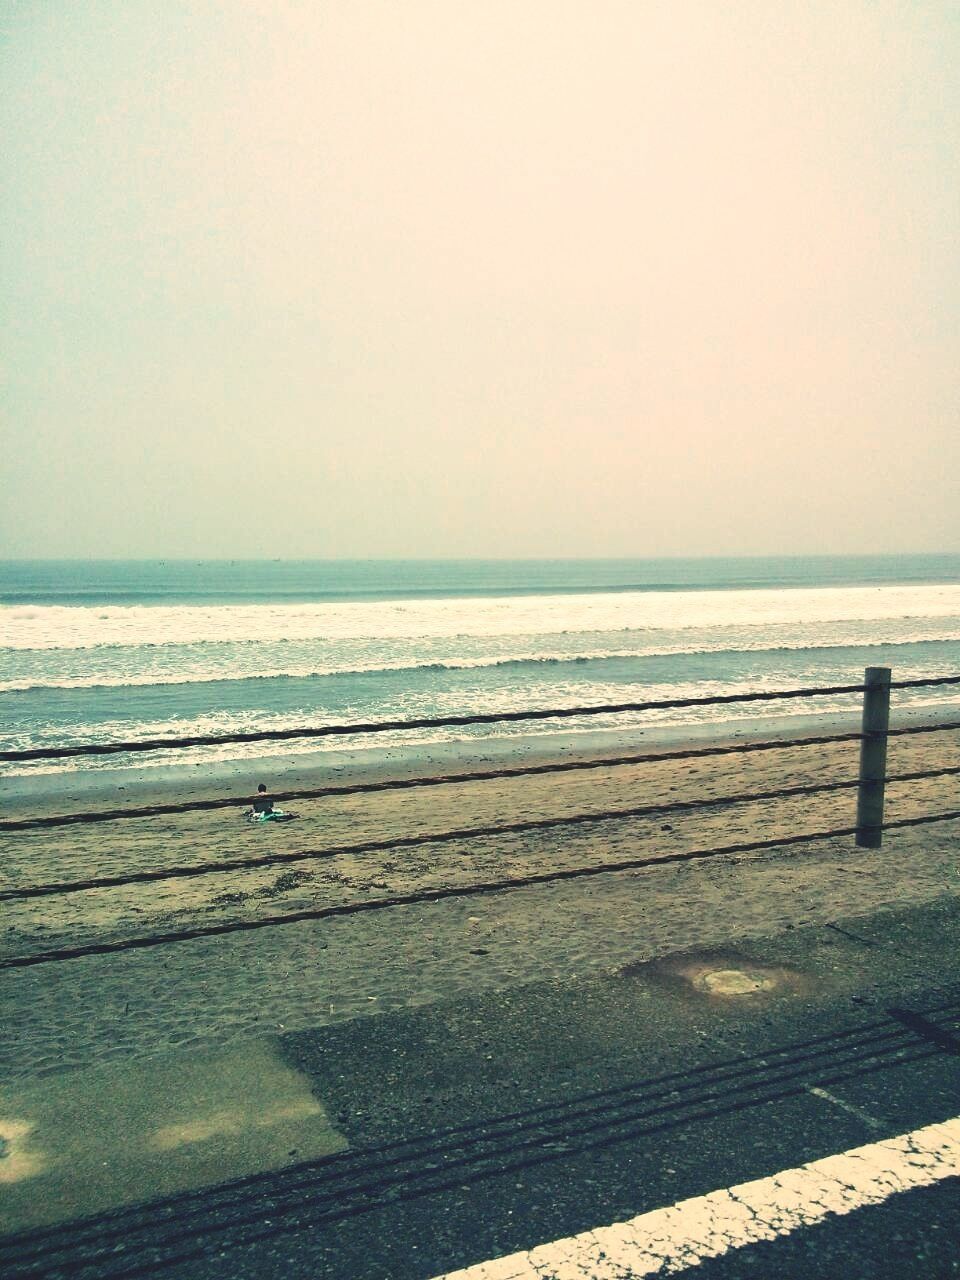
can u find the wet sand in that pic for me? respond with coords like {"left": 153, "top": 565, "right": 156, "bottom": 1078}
{"left": 2, "top": 711, "right": 959, "bottom": 1083}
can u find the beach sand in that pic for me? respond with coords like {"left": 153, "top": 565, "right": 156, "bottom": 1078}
{"left": 1, "top": 710, "right": 959, "bottom": 1084}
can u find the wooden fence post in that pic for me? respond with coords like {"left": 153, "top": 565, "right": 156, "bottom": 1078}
{"left": 856, "top": 666, "right": 891, "bottom": 848}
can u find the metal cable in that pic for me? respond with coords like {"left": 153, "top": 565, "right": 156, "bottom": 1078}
{"left": 5, "top": 672, "right": 957, "bottom": 766}
{"left": 0, "top": 729, "right": 871, "bottom": 833}
{"left": 0, "top": 774, "right": 863, "bottom": 901}
{"left": 3, "top": 808, "right": 958, "bottom": 970}
{"left": 889, "top": 674, "right": 960, "bottom": 689}
{"left": 886, "top": 720, "right": 960, "bottom": 737}
{"left": 0, "top": 681, "right": 872, "bottom": 762}
{"left": 5, "top": 720, "right": 960, "bottom": 835}
{"left": 5, "top": 765, "right": 960, "bottom": 904}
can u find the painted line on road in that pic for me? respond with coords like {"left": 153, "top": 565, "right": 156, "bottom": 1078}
{"left": 430, "top": 1115, "right": 960, "bottom": 1280}
{"left": 806, "top": 1085, "right": 885, "bottom": 1132}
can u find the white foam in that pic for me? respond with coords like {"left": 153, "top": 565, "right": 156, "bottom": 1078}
{"left": 3, "top": 584, "right": 960, "bottom": 651}
{"left": 3, "top": 626, "right": 960, "bottom": 693}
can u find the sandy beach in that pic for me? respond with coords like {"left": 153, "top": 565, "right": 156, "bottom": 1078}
{"left": 2, "top": 709, "right": 959, "bottom": 1085}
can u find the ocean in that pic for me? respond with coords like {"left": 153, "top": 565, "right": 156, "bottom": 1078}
{"left": 2, "top": 556, "right": 960, "bottom": 776}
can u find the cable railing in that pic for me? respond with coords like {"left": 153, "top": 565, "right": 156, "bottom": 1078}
{"left": 2, "top": 667, "right": 959, "bottom": 970}
{"left": 3, "top": 808, "right": 960, "bottom": 973}
{"left": 5, "top": 764, "right": 960, "bottom": 905}
{"left": 4, "top": 673, "right": 958, "bottom": 766}
{"left": 2, "top": 721, "right": 959, "bottom": 836}
{"left": 0, "top": 680, "right": 882, "bottom": 762}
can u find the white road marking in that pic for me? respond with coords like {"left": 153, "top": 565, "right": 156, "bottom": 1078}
{"left": 430, "top": 1116, "right": 960, "bottom": 1280}
{"left": 807, "top": 1085, "right": 885, "bottom": 1132}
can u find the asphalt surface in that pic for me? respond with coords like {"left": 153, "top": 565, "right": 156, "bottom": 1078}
{"left": 2, "top": 895, "right": 960, "bottom": 1280}
{"left": 686, "top": 1177, "right": 960, "bottom": 1279}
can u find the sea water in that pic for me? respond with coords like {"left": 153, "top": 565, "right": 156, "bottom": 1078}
{"left": 2, "top": 556, "right": 959, "bottom": 775}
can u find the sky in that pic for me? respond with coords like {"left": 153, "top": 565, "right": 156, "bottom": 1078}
{"left": 1, "top": 0, "right": 958, "bottom": 559}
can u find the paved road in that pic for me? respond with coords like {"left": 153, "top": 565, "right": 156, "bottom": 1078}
{"left": 2, "top": 896, "right": 959, "bottom": 1279}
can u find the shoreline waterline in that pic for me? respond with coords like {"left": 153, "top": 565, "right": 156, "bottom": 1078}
{"left": 3, "top": 700, "right": 958, "bottom": 809}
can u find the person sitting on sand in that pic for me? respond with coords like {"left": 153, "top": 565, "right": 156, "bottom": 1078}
{"left": 244, "top": 783, "right": 298, "bottom": 822}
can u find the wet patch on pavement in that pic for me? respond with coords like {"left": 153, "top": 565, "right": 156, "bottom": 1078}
{"left": 619, "top": 947, "right": 811, "bottom": 1002}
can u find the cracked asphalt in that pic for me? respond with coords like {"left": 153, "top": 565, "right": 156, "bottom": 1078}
{"left": 434, "top": 1120, "right": 960, "bottom": 1279}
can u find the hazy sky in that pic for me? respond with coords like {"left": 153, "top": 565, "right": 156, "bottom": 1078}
{"left": 2, "top": 1, "right": 958, "bottom": 558}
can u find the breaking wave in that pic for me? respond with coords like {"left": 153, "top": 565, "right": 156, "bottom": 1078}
{"left": 4, "top": 635, "right": 960, "bottom": 694}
